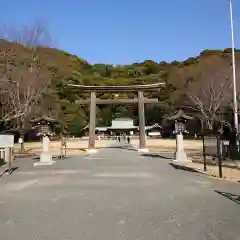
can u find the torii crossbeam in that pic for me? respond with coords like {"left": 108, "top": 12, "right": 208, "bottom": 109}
{"left": 76, "top": 98, "right": 158, "bottom": 105}
{"left": 69, "top": 83, "right": 165, "bottom": 153}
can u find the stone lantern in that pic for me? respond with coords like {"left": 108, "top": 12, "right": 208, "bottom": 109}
{"left": 30, "top": 116, "right": 57, "bottom": 166}
{"left": 168, "top": 109, "right": 194, "bottom": 163}
{"left": 30, "top": 116, "right": 57, "bottom": 137}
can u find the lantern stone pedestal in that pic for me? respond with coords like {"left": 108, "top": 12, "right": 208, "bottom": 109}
{"left": 167, "top": 109, "right": 194, "bottom": 164}
{"left": 34, "top": 136, "right": 55, "bottom": 166}
{"left": 30, "top": 116, "right": 57, "bottom": 166}
{"left": 174, "top": 133, "right": 190, "bottom": 163}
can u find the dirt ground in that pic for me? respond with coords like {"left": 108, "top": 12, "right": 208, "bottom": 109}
{"left": 132, "top": 138, "right": 203, "bottom": 155}
{"left": 185, "top": 162, "right": 240, "bottom": 182}
{"left": 14, "top": 138, "right": 113, "bottom": 157}
{"left": 15, "top": 138, "right": 202, "bottom": 157}
{"left": 131, "top": 138, "right": 240, "bottom": 182}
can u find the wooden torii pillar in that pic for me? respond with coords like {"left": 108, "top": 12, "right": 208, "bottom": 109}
{"left": 69, "top": 83, "right": 165, "bottom": 153}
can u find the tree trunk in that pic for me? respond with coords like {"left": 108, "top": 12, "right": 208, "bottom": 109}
{"left": 20, "top": 141, "right": 24, "bottom": 153}
{"left": 206, "top": 120, "right": 213, "bottom": 131}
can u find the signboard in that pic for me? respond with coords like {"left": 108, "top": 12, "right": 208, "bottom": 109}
{"left": 0, "top": 134, "right": 14, "bottom": 148}
{"left": 204, "top": 136, "right": 217, "bottom": 156}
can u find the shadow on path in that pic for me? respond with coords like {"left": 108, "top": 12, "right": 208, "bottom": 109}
{"left": 0, "top": 166, "right": 19, "bottom": 177}
{"left": 142, "top": 153, "right": 173, "bottom": 159}
{"left": 33, "top": 156, "right": 72, "bottom": 161}
{"left": 214, "top": 190, "right": 240, "bottom": 204}
{"left": 169, "top": 162, "right": 200, "bottom": 173}
{"left": 100, "top": 145, "right": 138, "bottom": 152}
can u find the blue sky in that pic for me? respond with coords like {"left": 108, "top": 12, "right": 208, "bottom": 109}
{"left": 1, "top": 0, "right": 240, "bottom": 65}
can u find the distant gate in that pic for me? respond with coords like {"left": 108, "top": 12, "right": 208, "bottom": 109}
{"left": 69, "top": 83, "right": 165, "bottom": 152}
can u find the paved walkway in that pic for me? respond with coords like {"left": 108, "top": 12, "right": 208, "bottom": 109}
{"left": 0, "top": 142, "right": 240, "bottom": 240}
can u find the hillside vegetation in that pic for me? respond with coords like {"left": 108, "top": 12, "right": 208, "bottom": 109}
{"left": 1, "top": 37, "right": 240, "bottom": 136}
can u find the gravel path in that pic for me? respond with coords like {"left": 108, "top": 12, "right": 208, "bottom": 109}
{"left": 0, "top": 142, "right": 239, "bottom": 240}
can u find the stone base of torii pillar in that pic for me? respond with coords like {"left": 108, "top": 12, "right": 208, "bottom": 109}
{"left": 173, "top": 133, "right": 191, "bottom": 163}
{"left": 138, "top": 148, "right": 149, "bottom": 153}
{"left": 87, "top": 149, "right": 98, "bottom": 154}
{"left": 34, "top": 136, "right": 55, "bottom": 166}
{"left": 138, "top": 135, "right": 149, "bottom": 152}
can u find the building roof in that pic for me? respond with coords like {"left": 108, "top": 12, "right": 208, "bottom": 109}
{"left": 83, "top": 119, "right": 162, "bottom": 131}
{"left": 145, "top": 123, "right": 162, "bottom": 130}
{"left": 108, "top": 118, "right": 137, "bottom": 130}
{"left": 96, "top": 127, "right": 108, "bottom": 131}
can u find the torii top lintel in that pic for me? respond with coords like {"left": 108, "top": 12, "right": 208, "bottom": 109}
{"left": 68, "top": 82, "right": 165, "bottom": 93}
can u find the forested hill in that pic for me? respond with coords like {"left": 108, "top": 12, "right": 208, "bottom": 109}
{"left": 1, "top": 39, "right": 240, "bottom": 136}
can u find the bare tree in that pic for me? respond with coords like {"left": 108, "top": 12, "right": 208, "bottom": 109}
{"left": 0, "top": 23, "right": 53, "bottom": 151}
{"left": 1, "top": 22, "right": 51, "bottom": 49}
{"left": 227, "top": 54, "right": 240, "bottom": 125}
{"left": 183, "top": 57, "right": 233, "bottom": 131}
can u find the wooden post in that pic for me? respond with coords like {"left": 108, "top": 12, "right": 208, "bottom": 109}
{"left": 138, "top": 91, "right": 147, "bottom": 151}
{"left": 88, "top": 91, "right": 96, "bottom": 151}
{"left": 216, "top": 135, "right": 223, "bottom": 178}
{"left": 202, "top": 135, "right": 207, "bottom": 171}
{"left": 8, "top": 147, "right": 12, "bottom": 175}
{"left": 64, "top": 137, "right": 67, "bottom": 157}
{"left": 60, "top": 134, "right": 63, "bottom": 159}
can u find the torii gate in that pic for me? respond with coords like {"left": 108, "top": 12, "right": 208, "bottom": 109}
{"left": 69, "top": 83, "right": 165, "bottom": 153}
